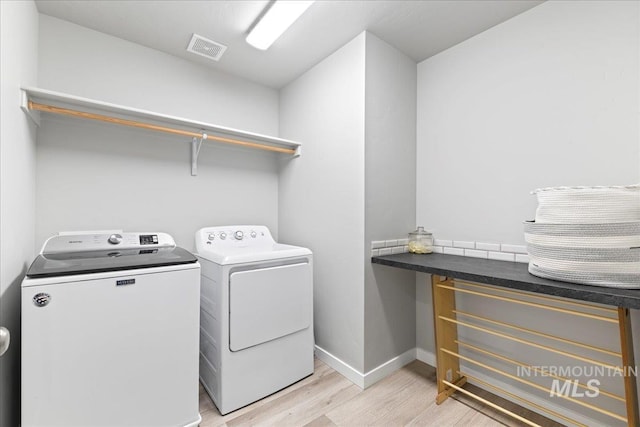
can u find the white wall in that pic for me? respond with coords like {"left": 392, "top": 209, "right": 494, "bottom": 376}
{"left": 364, "top": 34, "right": 417, "bottom": 372}
{"left": 279, "top": 34, "right": 366, "bottom": 372}
{"left": 417, "top": 0, "right": 639, "bottom": 246}
{"left": 36, "top": 16, "right": 282, "bottom": 251}
{"left": 38, "top": 16, "right": 277, "bottom": 135}
{"left": 0, "top": 1, "right": 39, "bottom": 426}
{"left": 279, "top": 32, "right": 418, "bottom": 380}
{"left": 416, "top": 1, "right": 639, "bottom": 424}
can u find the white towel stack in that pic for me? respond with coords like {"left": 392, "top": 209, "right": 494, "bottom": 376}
{"left": 524, "top": 184, "right": 640, "bottom": 288}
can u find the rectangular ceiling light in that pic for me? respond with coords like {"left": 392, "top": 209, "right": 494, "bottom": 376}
{"left": 246, "top": 1, "right": 314, "bottom": 50}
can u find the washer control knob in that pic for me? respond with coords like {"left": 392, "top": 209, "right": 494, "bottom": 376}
{"left": 250, "top": 231, "right": 257, "bottom": 238}
{"left": 207, "top": 233, "right": 215, "bottom": 241}
{"left": 108, "top": 234, "right": 123, "bottom": 245}
{"left": 234, "top": 230, "right": 244, "bottom": 240}
{"left": 220, "top": 232, "right": 227, "bottom": 240}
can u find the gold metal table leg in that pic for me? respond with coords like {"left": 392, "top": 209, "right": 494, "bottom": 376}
{"left": 618, "top": 307, "right": 639, "bottom": 427}
{"left": 431, "top": 275, "right": 466, "bottom": 404}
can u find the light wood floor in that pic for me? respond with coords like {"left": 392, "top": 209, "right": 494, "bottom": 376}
{"left": 198, "top": 358, "right": 563, "bottom": 427}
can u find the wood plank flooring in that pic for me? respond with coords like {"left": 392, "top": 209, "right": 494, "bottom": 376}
{"left": 199, "top": 359, "right": 563, "bottom": 427}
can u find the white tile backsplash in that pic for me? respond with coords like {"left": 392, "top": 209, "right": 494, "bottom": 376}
{"left": 464, "top": 249, "right": 488, "bottom": 259}
{"left": 453, "top": 240, "right": 475, "bottom": 249}
{"left": 476, "top": 242, "right": 501, "bottom": 252}
{"left": 370, "top": 234, "right": 529, "bottom": 264}
{"left": 371, "top": 236, "right": 410, "bottom": 257}
{"left": 501, "top": 244, "right": 527, "bottom": 254}
{"left": 444, "top": 247, "right": 464, "bottom": 256}
{"left": 385, "top": 239, "right": 398, "bottom": 247}
{"left": 488, "top": 251, "right": 515, "bottom": 262}
{"left": 371, "top": 240, "right": 385, "bottom": 249}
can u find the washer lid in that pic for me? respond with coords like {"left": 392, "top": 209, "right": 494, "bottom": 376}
{"left": 197, "top": 243, "right": 311, "bottom": 265}
{"left": 25, "top": 247, "right": 197, "bottom": 278}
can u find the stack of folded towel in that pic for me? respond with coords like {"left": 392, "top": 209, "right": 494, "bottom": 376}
{"left": 524, "top": 184, "right": 640, "bottom": 288}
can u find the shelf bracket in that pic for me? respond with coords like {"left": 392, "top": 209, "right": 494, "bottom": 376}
{"left": 191, "top": 133, "right": 206, "bottom": 176}
{"left": 20, "top": 90, "right": 40, "bottom": 126}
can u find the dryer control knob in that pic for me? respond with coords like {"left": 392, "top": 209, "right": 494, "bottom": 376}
{"left": 250, "top": 231, "right": 257, "bottom": 238}
{"left": 220, "top": 232, "right": 227, "bottom": 240}
{"left": 234, "top": 230, "right": 244, "bottom": 240}
{"left": 207, "top": 233, "right": 215, "bottom": 241}
{"left": 108, "top": 234, "right": 123, "bottom": 245}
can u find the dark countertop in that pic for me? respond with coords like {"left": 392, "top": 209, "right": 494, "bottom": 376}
{"left": 372, "top": 253, "right": 640, "bottom": 309}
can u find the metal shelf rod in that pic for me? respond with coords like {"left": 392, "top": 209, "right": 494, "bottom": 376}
{"left": 439, "top": 315, "right": 619, "bottom": 370}
{"left": 453, "top": 309, "right": 621, "bottom": 358}
{"left": 459, "top": 371, "right": 587, "bottom": 427}
{"left": 441, "top": 347, "right": 627, "bottom": 422}
{"left": 437, "top": 284, "right": 618, "bottom": 323}
{"left": 455, "top": 339, "right": 625, "bottom": 403}
{"left": 441, "top": 379, "right": 541, "bottom": 427}
{"left": 28, "top": 101, "right": 297, "bottom": 155}
{"left": 454, "top": 280, "right": 618, "bottom": 314}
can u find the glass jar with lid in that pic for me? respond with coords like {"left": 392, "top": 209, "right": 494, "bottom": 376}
{"left": 408, "top": 226, "right": 433, "bottom": 254}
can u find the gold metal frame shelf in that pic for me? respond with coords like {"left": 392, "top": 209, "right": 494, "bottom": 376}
{"left": 431, "top": 276, "right": 639, "bottom": 426}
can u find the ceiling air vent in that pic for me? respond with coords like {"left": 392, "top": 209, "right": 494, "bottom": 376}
{"left": 186, "top": 34, "right": 227, "bottom": 61}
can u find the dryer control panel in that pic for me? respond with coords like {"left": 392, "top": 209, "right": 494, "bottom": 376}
{"left": 195, "top": 226, "right": 274, "bottom": 251}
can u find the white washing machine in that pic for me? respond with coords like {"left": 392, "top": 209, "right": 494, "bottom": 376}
{"left": 22, "top": 231, "right": 201, "bottom": 427}
{"left": 195, "top": 225, "right": 313, "bottom": 415}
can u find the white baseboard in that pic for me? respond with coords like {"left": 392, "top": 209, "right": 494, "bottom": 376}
{"left": 363, "top": 348, "right": 416, "bottom": 388}
{"left": 314, "top": 345, "right": 366, "bottom": 388}
{"left": 314, "top": 345, "right": 416, "bottom": 389}
{"left": 416, "top": 347, "right": 436, "bottom": 367}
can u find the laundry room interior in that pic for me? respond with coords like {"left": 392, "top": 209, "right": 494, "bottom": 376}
{"left": 1, "top": 1, "right": 639, "bottom": 426}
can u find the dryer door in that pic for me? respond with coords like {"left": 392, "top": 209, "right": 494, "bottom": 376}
{"left": 229, "top": 261, "right": 311, "bottom": 351}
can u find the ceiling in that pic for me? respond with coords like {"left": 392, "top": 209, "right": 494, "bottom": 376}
{"left": 35, "top": 0, "right": 544, "bottom": 89}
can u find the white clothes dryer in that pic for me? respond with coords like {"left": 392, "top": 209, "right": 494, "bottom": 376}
{"left": 195, "top": 226, "right": 313, "bottom": 415}
{"left": 22, "top": 231, "right": 201, "bottom": 427}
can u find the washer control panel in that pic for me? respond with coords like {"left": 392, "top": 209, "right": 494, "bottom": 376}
{"left": 196, "top": 225, "right": 274, "bottom": 252}
{"left": 108, "top": 234, "right": 123, "bottom": 245}
{"left": 41, "top": 231, "right": 175, "bottom": 254}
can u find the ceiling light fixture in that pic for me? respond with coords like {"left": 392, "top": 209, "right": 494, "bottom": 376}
{"left": 246, "top": 0, "right": 315, "bottom": 50}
